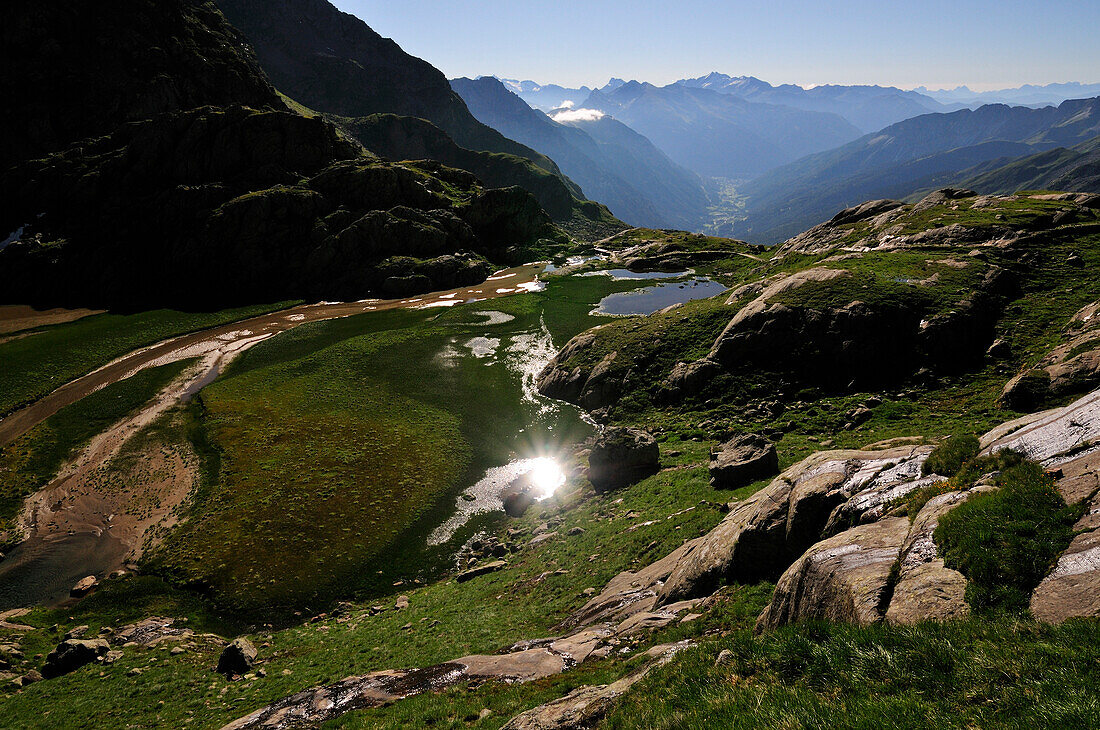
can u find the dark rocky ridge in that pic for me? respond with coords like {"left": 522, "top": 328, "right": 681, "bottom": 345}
{"left": 0, "top": 0, "right": 565, "bottom": 307}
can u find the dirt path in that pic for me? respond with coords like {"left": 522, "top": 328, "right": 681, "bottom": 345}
{"left": 0, "top": 264, "right": 545, "bottom": 448}
{"left": 0, "top": 266, "right": 546, "bottom": 608}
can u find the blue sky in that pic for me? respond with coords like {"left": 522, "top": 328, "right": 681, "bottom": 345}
{"left": 332, "top": 0, "right": 1099, "bottom": 90}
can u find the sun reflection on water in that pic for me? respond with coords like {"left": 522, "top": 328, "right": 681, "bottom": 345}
{"left": 526, "top": 456, "right": 566, "bottom": 500}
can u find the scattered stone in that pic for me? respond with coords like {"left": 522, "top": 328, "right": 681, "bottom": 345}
{"left": 708, "top": 434, "right": 778, "bottom": 489}
{"left": 64, "top": 625, "right": 89, "bottom": 640}
{"left": 395, "top": 595, "right": 409, "bottom": 610}
{"left": 567, "top": 527, "right": 585, "bottom": 536}
{"left": 170, "top": 646, "right": 186, "bottom": 656}
{"left": 69, "top": 576, "right": 98, "bottom": 598}
{"left": 11, "top": 670, "right": 41, "bottom": 688}
{"left": 42, "top": 639, "right": 110, "bottom": 679}
{"left": 104, "top": 650, "right": 124, "bottom": 664}
{"left": 503, "top": 490, "right": 535, "bottom": 517}
{"left": 715, "top": 649, "right": 733, "bottom": 666}
{"left": 217, "top": 638, "right": 258, "bottom": 676}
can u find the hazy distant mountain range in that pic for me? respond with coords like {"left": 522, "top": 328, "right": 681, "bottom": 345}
{"left": 918, "top": 81, "right": 1100, "bottom": 108}
{"left": 577, "top": 81, "right": 863, "bottom": 178}
{"left": 486, "top": 72, "right": 1100, "bottom": 243}
{"left": 451, "top": 77, "right": 711, "bottom": 230}
{"left": 675, "top": 72, "right": 957, "bottom": 132}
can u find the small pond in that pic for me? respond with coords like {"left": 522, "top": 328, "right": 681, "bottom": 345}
{"left": 592, "top": 277, "right": 728, "bottom": 316}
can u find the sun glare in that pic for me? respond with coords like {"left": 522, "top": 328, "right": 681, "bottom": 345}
{"left": 527, "top": 457, "right": 566, "bottom": 499}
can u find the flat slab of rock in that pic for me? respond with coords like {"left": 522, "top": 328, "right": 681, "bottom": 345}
{"left": 456, "top": 559, "right": 507, "bottom": 583}
{"left": 114, "top": 617, "right": 194, "bottom": 647}
{"left": 709, "top": 434, "right": 778, "bottom": 489}
{"left": 982, "top": 388, "right": 1100, "bottom": 465}
{"left": 587, "top": 427, "right": 659, "bottom": 491}
{"left": 456, "top": 649, "right": 566, "bottom": 682}
{"left": 757, "top": 517, "right": 910, "bottom": 629}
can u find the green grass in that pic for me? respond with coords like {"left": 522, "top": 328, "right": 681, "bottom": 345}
{"left": 0, "top": 302, "right": 296, "bottom": 417}
{"left": 603, "top": 616, "right": 1100, "bottom": 729}
{"left": 0, "top": 434, "right": 749, "bottom": 728}
{"left": 936, "top": 458, "right": 1082, "bottom": 613}
{"left": 0, "top": 360, "right": 194, "bottom": 534}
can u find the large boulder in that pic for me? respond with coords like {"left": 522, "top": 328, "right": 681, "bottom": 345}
{"left": 708, "top": 434, "right": 778, "bottom": 489}
{"left": 42, "top": 639, "right": 110, "bottom": 679}
{"left": 587, "top": 427, "right": 659, "bottom": 491}
{"left": 217, "top": 638, "right": 258, "bottom": 676}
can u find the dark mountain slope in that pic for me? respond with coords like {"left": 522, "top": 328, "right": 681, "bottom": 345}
{"left": 0, "top": 0, "right": 566, "bottom": 308}
{"left": 339, "top": 113, "right": 582, "bottom": 220}
{"left": 0, "top": 0, "right": 282, "bottom": 170}
{"left": 451, "top": 76, "right": 710, "bottom": 230}
{"left": 736, "top": 98, "right": 1100, "bottom": 243}
{"left": 958, "top": 135, "right": 1100, "bottom": 195}
{"left": 580, "top": 81, "right": 862, "bottom": 178}
{"left": 215, "top": 0, "right": 562, "bottom": 178}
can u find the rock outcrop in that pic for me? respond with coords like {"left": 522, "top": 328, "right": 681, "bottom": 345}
{"left": 757, "top": 517, "right": 910, "bottom": 629}
{"left": 1030, "top": 499, "right": 1100, "bottom": 623}
{"left": 587, "top": 427, "right": 660, "bottom": 491}
{"left": 884, "top": 490, "right": 977, "bottom": 625}
{"left": 1002, "top": 299, "right": 1100, "bottom": 411}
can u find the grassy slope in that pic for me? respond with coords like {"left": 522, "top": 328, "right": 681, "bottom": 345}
{"left": 0, "top": 360, "right": 194, "bottom": 535}
{"left": 0, "top": 302, "right": 296, "bottom": 417}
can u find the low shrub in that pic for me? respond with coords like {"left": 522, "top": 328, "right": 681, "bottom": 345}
{"left": 922, "top": 434, "right": 981, "bottom": 477}
{"left": 934, "top": 458, "right": 1082, "bottom": 613}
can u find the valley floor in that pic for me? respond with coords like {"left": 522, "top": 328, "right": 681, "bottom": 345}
{"left": 2, "top": 194, "right": 1100, "bottom": 728}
